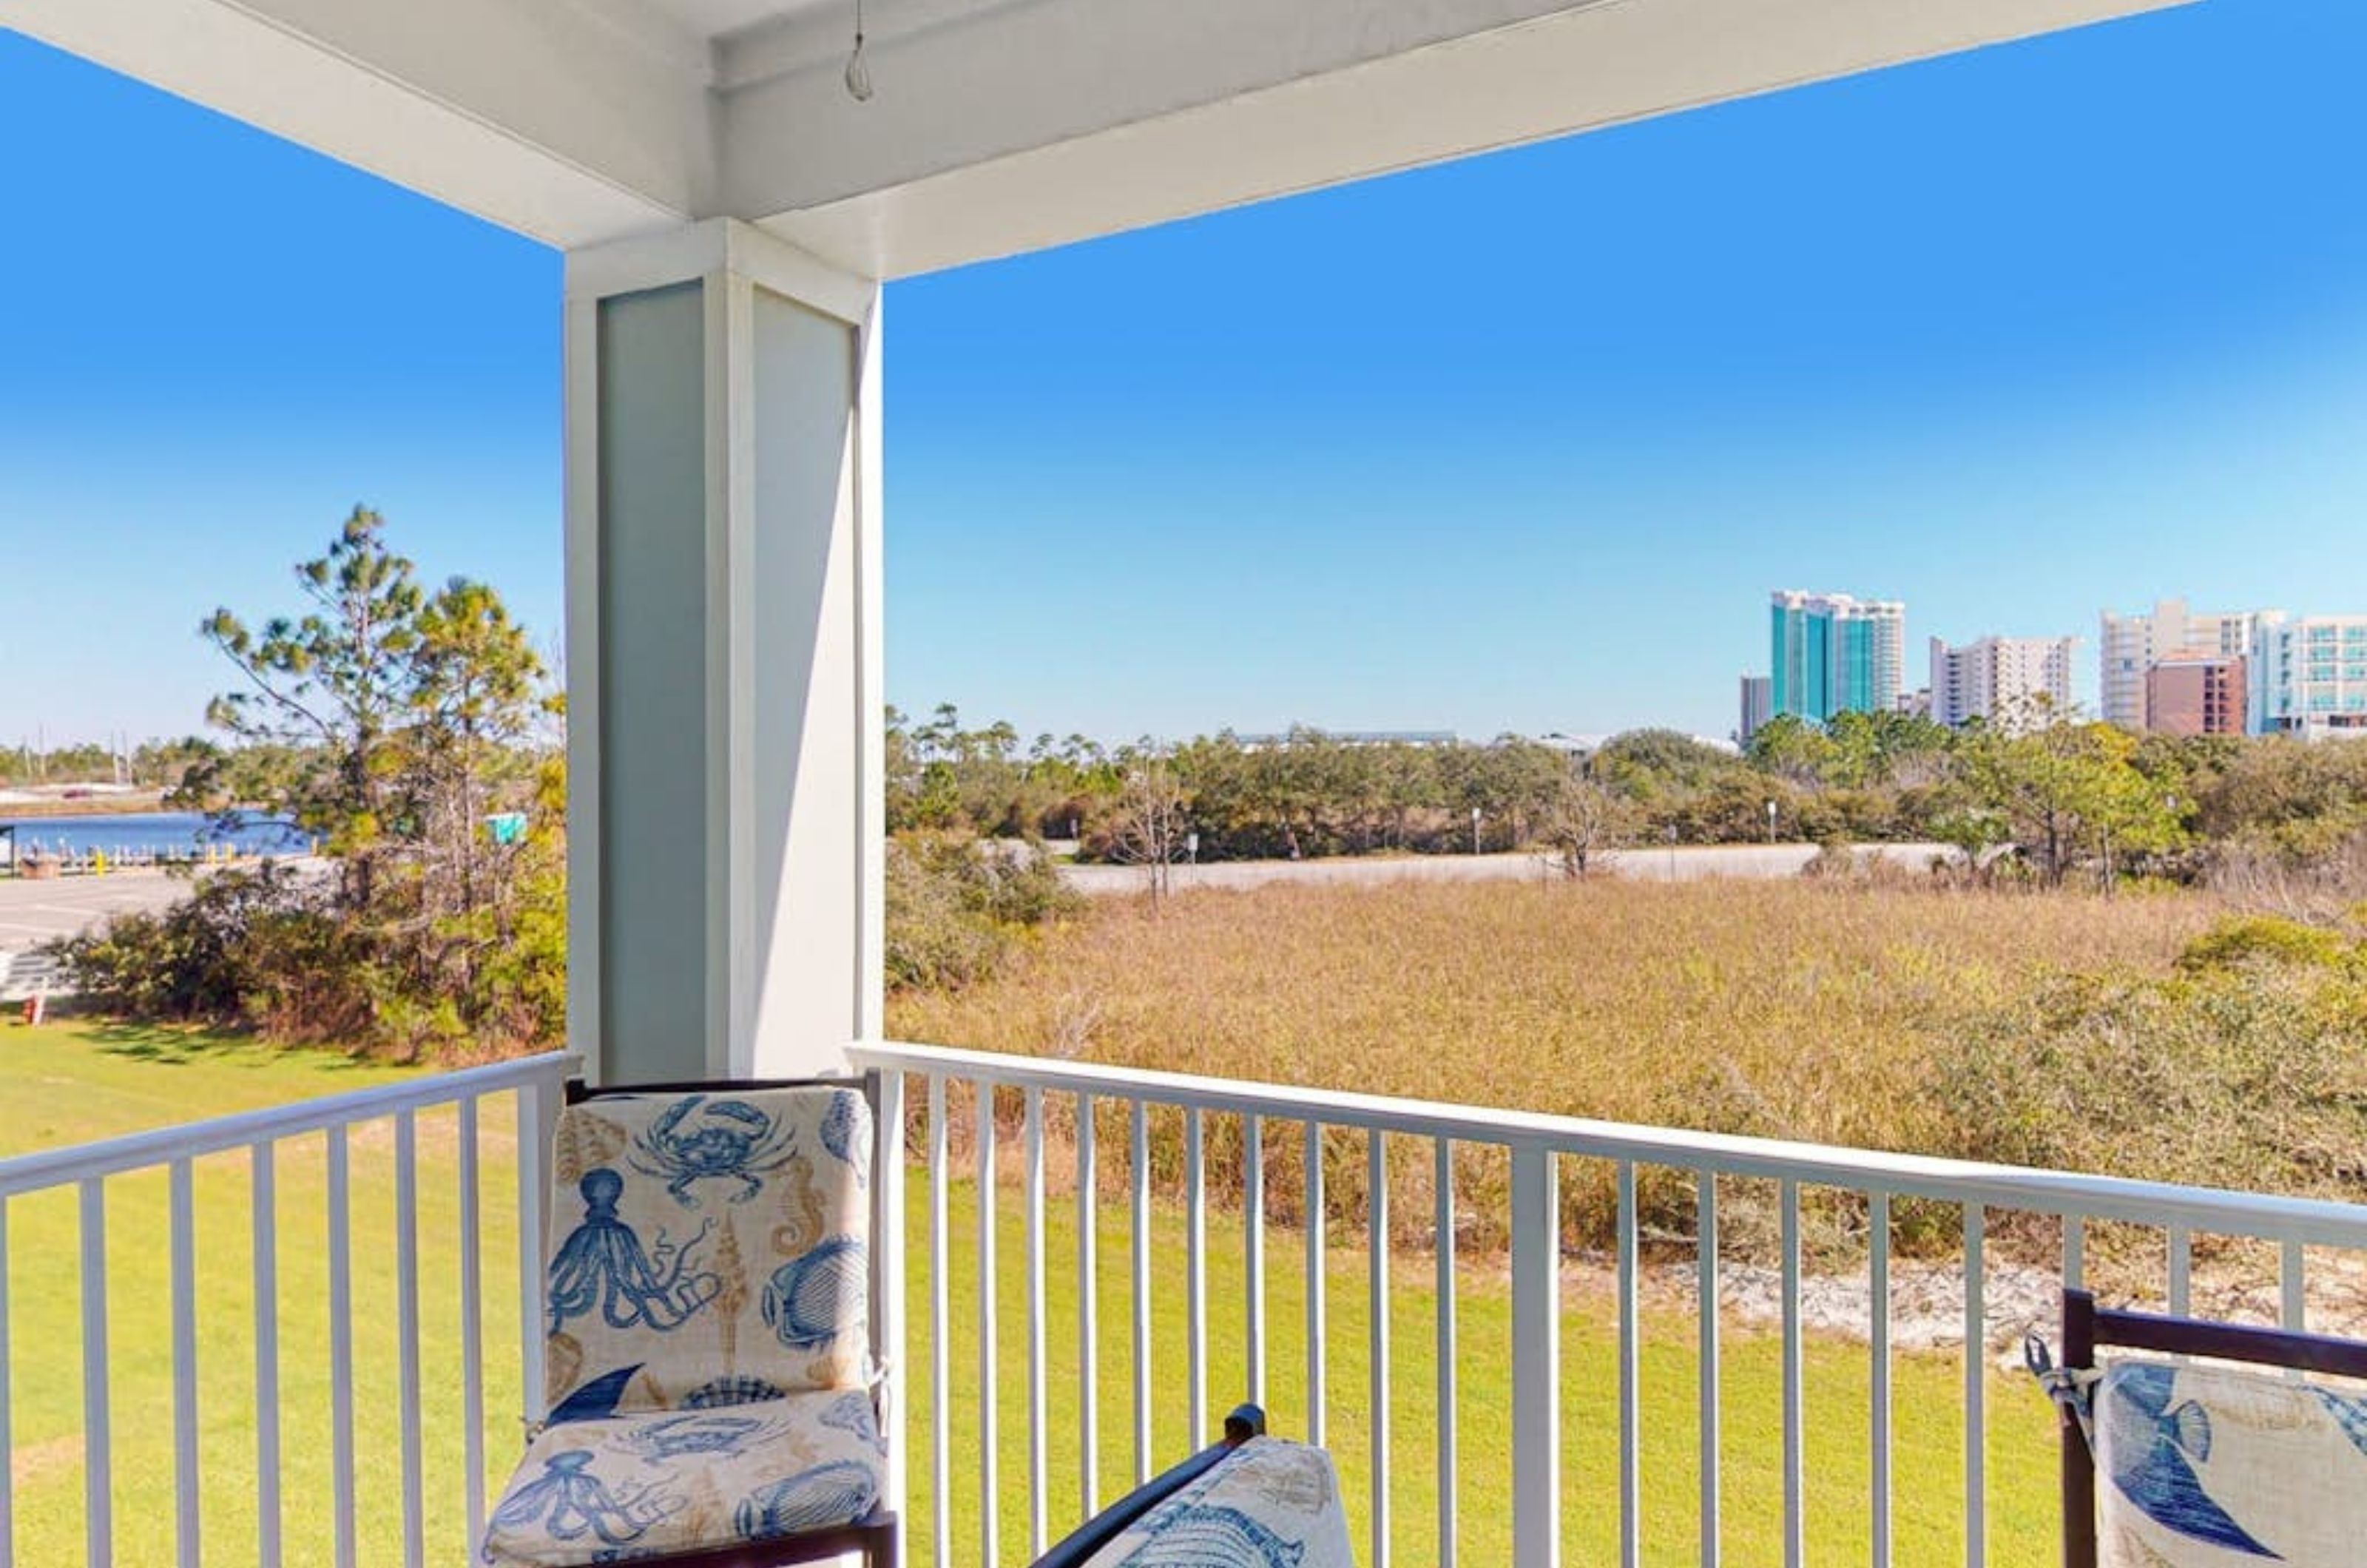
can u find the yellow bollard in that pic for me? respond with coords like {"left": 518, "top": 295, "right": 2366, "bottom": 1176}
{"left": 92, "top": 848, "right": 107, "bottom": 876}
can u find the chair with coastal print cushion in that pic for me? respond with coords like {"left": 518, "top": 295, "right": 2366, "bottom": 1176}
{"left": 2032, "top": 1288, "right": 2367, "bottom": 1568}
{"left": 481, "top": 1078, "right": 897, "bottom": 1568}
{"left": 1028, "top": 1406, "right": 1356, "bottom": 1568}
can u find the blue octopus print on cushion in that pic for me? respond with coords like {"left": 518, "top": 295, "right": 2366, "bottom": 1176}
{"left": 1118, "top": 1502, "right": 1308, "bottom": 1567}
{"left": 547, "top": 1168, "right": 721, "bottom": 1336}
{"left": 2100, "top": 1363, "right": 2276, "bottom": 1558}
{"left": 631, "top": 1095, "right": 800, "bottom": 1207}
{"left": 484, "top": 1448, "right": 682, "bottom": 1562}
{"left": 735, "top": 1459, "right": 879, "bottom": 1539}
{"left": 819, "top": 1091, "right": 870, "bottom": 1186}
{"left": 763, "top": 1234, "right": 865, "bottom": 1350}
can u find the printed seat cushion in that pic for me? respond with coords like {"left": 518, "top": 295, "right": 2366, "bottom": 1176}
{"left": 2096, "top": 1357, "right": 2367, "bottom": 1566}
{"left": 542, "top": 1087, "right": 872, "bottom": 1418}
{"left": 1080, "top": 1437, "right": 1356, "bottom": 1568}
{"left": 481, "top": 1389, "right": 885, "bottom": 1567}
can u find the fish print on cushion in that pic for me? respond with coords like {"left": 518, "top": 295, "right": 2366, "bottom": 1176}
{"left": 2099, "top": 1364, "right": 2272, "bottom": 1558}
{"left": 2094, "top": 1359, "right": 2367, "bottom": 1566}
{"left": 482, "top": 1388, "right": 885, "bottom": 1566}
{"left": 541, "top": 1088, "right": 872, "bottom": 1419}
{"left": 1080, "top": 1439, "right": 1356, "bottom": 1568}
{"left": 2312, "top": 1386, "right": 2367, "bottom": 1460}
{"left": 763, "top": 1235, "right": 866, "bottom": 1351}
{"left": 1118, "top": 1503, "right": 1305, "bottom": 1567}
{"left": 734, "top": 1459, "right": 880, "bottom": 1541}
{"left": 820, "top": 1092, "right": 871, "bottom": 1185}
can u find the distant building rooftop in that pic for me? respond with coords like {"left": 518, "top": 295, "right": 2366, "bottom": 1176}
{"left": 1234, "top": 729, "right": 1460, "bottom": 748}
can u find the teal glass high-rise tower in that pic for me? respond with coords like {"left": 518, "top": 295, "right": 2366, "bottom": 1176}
{"left": 1769, "top": 591, "right": 1905, "bottom": 721}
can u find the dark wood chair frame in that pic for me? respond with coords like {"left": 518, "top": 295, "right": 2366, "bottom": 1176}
{"left": 547, "top": 1074, "right": 900, "bottom": 1568}
{"left": 1024, "top": 1404, "right": 1268, "bottom": 1568}
{"left": 2052, "top": 1286, "right": 2367, "bottom": 1568}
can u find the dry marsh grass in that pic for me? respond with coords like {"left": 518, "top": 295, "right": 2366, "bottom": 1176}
{"left": 889, "top": 877, "right": 2367, "bottom": 1277}
{"left": 891, "top": 878, "right": 2215, "bottom": 1148}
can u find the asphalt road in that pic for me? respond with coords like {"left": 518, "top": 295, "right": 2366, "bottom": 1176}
{"left": 1058, "top": 841, "right": 1954, "bottom": 896}
{"left": 0, "top": 842, "right": 1960, "bottom": 941}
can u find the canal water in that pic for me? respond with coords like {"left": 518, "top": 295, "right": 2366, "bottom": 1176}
{"left": 0, "top": 810, "right": 310, "bottom": 859}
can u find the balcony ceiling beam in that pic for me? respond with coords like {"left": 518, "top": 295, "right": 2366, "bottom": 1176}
{"left": 732, "top": 0, "right": 2192, "bottom": 279}
{"left": 0, "top": 0, "right": 716, "bottom": 249}
{"left": 6, "top": 0, "right": 2189, "bottom": 269}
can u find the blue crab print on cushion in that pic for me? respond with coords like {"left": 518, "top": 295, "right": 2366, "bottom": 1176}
{"left": 2099, "top": 1363, "right": 2275, "bottom": 1558}
{"left": 631, "top": 1095, "right": 800, "bottom": 1207}
{"left": 616, "top": 1411, "right": 791, "bottom": 1464}
{"left": 735, "top": 1459, "right": 880, "bottom": 1540}
{"left": 547, "top": 1169, "right": 720, "bottom": 1336}
{"left": 483, "top": 1448, "right": 682, "bottom": 1563}
{"left": 763, "top": 1235, "right": 865, "bottom": 1351}
{"left": 1118, "top": 1503, "right": 1306, "bottom": 1567}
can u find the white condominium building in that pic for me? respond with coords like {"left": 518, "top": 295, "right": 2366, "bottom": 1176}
{"left": 2249, "top": 612, "right": 2367, "bottom": 737}
{"left": 2098, "top": 598, "right": 2252, "bottom": 731}
{"left": 1929, "top": 635, "right": 2076, "bottom": 730}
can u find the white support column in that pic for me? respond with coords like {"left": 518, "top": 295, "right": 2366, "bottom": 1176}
{"left": 565, "top": 219, "right": 884, "bottom": 1084}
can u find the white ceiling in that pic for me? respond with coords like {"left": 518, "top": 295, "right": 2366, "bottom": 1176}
{"left": 641, "top": 0, "right": 819, "bottom": 40}
{"left": 5, "top": 0, "right": 2195, "bottom": 274}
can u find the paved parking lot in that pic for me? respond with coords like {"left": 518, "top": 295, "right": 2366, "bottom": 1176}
{"left": 0, "top": 871, "right": 192, "bottom": 947}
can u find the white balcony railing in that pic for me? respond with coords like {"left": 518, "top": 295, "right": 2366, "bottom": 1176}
{"left": 0, "top": 1051, "right": 571, "bottom": 1568}
{"left": 12, "top": 1040, "right": 2367, "bottom": 1568}
{"left": 853, "top": 1040, "right": 2367, "bottom": 1568}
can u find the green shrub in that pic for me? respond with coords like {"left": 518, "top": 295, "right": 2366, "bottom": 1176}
{"left": 48, "top": 847, "right": 569, "bottom": 1058}
{"left": 2176, "top": 913, "right": 2353, "bottom": 973}
{"left": 48, "top": 863, "right": 365, "bottom": 1033}
{"left": 886, "top": 834, "right": 1081, "bottom": 993}
{"left": 1919, "top": 961, "right": 2367, "bottom": 1206}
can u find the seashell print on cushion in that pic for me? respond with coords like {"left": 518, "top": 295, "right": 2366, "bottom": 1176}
{"left": 538, "top": 1088, "right": 872, "bottom": 1418}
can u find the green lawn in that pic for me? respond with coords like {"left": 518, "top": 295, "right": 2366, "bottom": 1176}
{"left": 1, "top": 1018, "right": 521, "bottom": 1568}
{"left": 3, "top": 1018, "right": 2058, "bottom": 1564}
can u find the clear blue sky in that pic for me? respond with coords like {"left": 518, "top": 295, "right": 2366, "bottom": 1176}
{"left": 6, "top": 1, "right": 2367, "bottom": 748}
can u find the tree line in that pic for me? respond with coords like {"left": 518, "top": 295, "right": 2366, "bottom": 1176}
{"left": 893, "top": 701, "right": 2367, "bottom": 895}
{"left": 0, "top": 736, "right": 220, "bottom": 790}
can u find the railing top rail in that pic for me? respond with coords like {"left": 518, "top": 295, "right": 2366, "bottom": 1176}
{"left": 854, "top": 1040, "right": 2367, "bottom": 1248}
{"left": 0, "top": 1050, "right": 575, "bottom": 1197}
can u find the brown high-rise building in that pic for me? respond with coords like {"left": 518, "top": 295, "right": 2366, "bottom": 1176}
{"left": 2145, "top": 653, "right": 2247, "bottom": 736}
